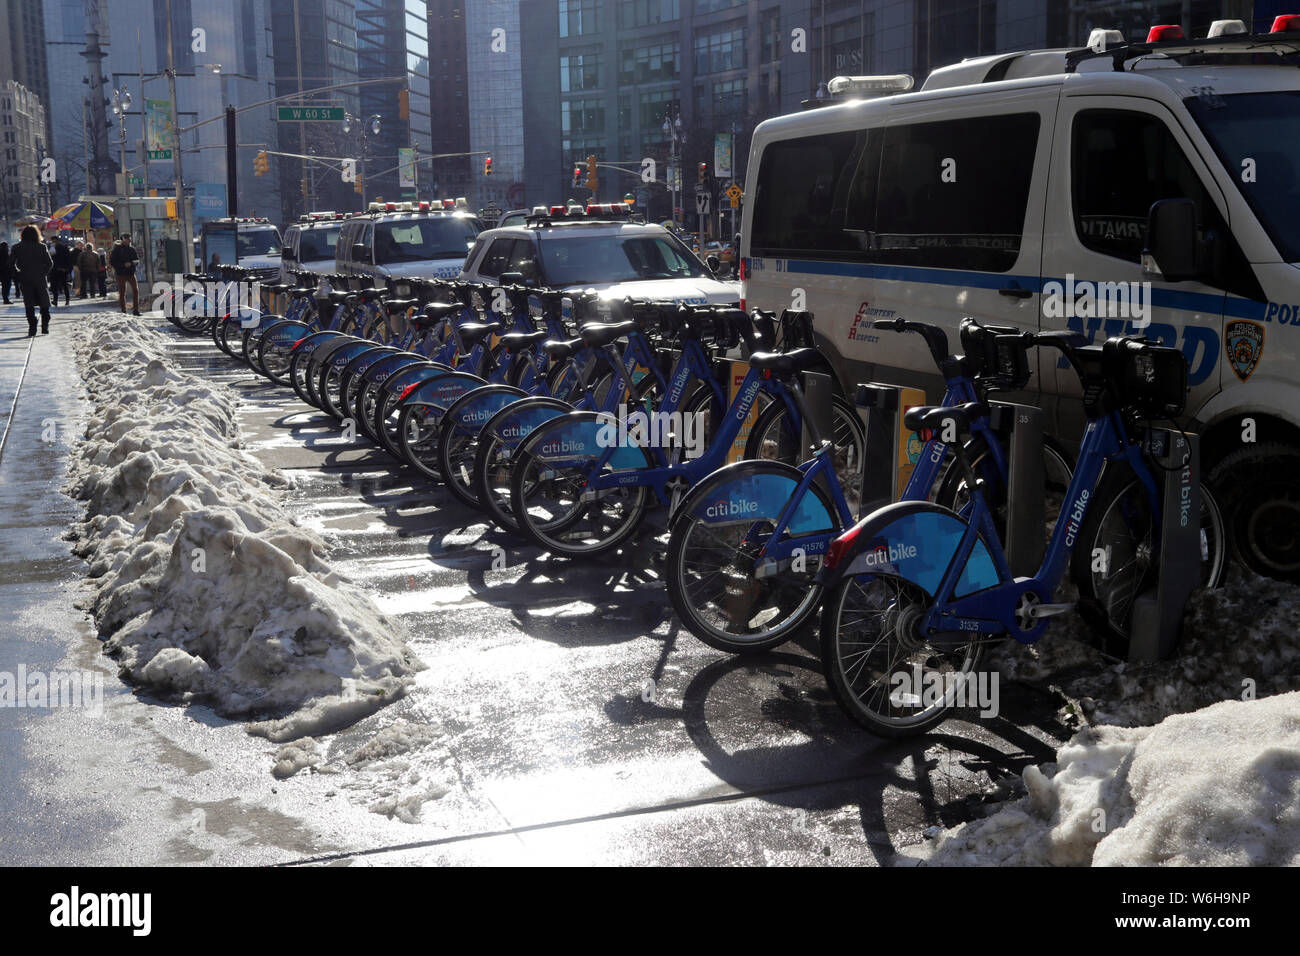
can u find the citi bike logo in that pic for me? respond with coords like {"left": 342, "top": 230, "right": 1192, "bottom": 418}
{"left": 460, "top": 406, "right": 498, "bottom": 425}
{"left": 862, "top": 541, "right": 919, "bottom": 567}
{"left": 498, "top": 423, "right": 534, "bottom": 440}
{"left": 1042, "top": 274, "right": 1151, "bottom": 328}
{"left": 735, "top": 380, "right": 761, "bottom": 421}
{"left": 540, "top": 438, "right": 586, "bottom": 455}
{"left": 890, "top": 664, "right": 999, "bottom": 718}
{"left": 1063, "top": 488, "right": 1091, "bottom": 547}
{"left": 152, "top": 275, "right": 264, "bottom": 327}
{"left": 704, "top": 497, "right": 760, "bottom": 519}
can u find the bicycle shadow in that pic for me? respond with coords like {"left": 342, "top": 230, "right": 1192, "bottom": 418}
{"left": 602, "top": 648, "right": 1071, "bottom": 863}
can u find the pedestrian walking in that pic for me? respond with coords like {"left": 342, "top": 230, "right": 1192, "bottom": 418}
{"left": 96, "top": 246, "right": 108, "bottom": 297}
{"left": 77, "top": 241, "right": 100, "bottom": 299}
{"left": 0, "top": 241, "right": 11, "bottom": 304}
{"left": 109, "top": 234, "right": 141, "bottom": 315}
{"left": 49, "top": 238, "right": 73, "bottom": 306}
{"left": 11, "top": 226, "right": 53, "bottom": 336}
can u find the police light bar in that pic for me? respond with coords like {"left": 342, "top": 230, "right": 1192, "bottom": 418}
{"left": 1273, "top": 14, "right": 1300, "bottom": 32}
{"left": 454, "top": 197, "right": 468, "bottom": 209}
{"left": 416, "top": 201, "right": 430, "bottom": 211}
{"left": 532, "top": 206, "right": 549, "bottom": 216}
{"left": 548, "top": 205, "right": 566, "bottom": 216}
{"left": 1087, "top": 28, "right": 1125, "bottom": 50}
{"left": 368, "top": 202, "right": 384, "bottom": 212}
{"left": 1146, "top": 24, "right": 1184, "bottom": 42}
{"left": 826, "top": 74, "right": 913, "bottom": 96}
{"left": 1207, "top": 19, "right": 1247, "bottom": 36}
{"left": 441, "top": 198, "right": 455, "bottom": 208}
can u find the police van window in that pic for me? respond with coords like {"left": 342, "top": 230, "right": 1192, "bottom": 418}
{"left": 872, "top": 113, "right": 1039, "bottom": 272}
{"left": 1186, "top": 91, "right": 1300, "bottom": 264}
{"left": 1072, "top": 110, "right": 1218, "bottom": 263}
{"left": 750, "top": 129, "right": 872, "bottom": 260}
{"left": 477, "top": 238, "right": 516, "bottom": 278}
{"left": 507, "top": 240, "right": 539, "bottom": 278}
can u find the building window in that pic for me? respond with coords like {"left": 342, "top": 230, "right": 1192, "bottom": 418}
{"left": 760, "top": 10, "right": 781, "bottom": 63}
{"left": 618, "top": 0, "right": 678, "bottom": 28}
{"left": 561, "top": 98, "right": 606, "bottom": 135}
{"left": 711, "top": 78, "right": 745, "bottom": 124}
{"left": 695, "top": 0, "right": 744, "bottom": 13}
{"left": 617, "top": 37, "right": 679, "bottom": 86}
{"left": 694, "top": 25, "right": 745, "bottom": 75}
{"left": 559, "top": 0, "right": 599, "bottom": 37}
{"left": 560, "top": 50, "right": 602, "bottom": 92}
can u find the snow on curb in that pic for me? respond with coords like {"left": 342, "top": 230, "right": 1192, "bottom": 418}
{"left": 66, "top": 315, "right": 423, "bottom": 743}
{"left": 907, "top": 691, "right": 1300, "bottom": 866}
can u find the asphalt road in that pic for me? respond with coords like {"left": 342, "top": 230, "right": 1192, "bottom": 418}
{"left": 0, "top": 302, "right": 1073, "bottom": 865}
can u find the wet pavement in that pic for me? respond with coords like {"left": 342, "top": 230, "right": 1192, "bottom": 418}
{"left": 1, "top": 302, "right": 1074, "bottom": 866}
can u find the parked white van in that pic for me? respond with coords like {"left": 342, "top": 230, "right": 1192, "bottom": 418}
{"left": 280, "top": 211, "right": 345, "bottom": 283}
{"left": 741, "top": 20, "right": 1300, "bottom": 580}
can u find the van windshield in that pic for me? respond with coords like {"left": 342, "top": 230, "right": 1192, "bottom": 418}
{"left": 1187, "top": 91, "right": 1300, "bottom": 262}
{"left": 375, "top": 217, "right": 482, "bottom": 264}
{"left": 237, "top": 228, "right": 281, "bottom": 257}
{"left": 537, "top": 234, "right": 707, "bottom": 287}
{"left": 298, "top": 225, "right": 341, "bottom": 261}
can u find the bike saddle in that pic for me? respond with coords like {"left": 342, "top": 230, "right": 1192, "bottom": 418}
{"left": 323, "top": 291, "right": 350, "bottom": 305}
{"left": 423, "top": 302, "right": 460, "bottom": 322}
{"left": 260, "top": 283, "right": 292, "bottom": 294}
{"left": 500, "top": 330, "right": 550, "bottom": 351}
{"left": 358, "top": 287, "right": 387, "bottom": 302}
{"left": 181, "top": 272, "right": 207, "bottom": 282}
{"left": 457, "top": 322, "right": 502, "bottom": 347}
{"left": 903, "top": 402, "right": 990, "bottom": 436}
{"left": 385, "top": 298, "right": 418, "bottom": 313}
{"left": 580, "top": 320, "right": 636, "bottom": 347}
{"left": 542, "top": 337, "right": 584, "bottom": 360}
{"left": 747, "top": 347, "right": 823, "bottom": 375}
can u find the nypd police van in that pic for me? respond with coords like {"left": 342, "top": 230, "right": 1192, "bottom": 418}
{"left": 740, "top": 17, "right": 1300, "bottom": 581}
{"left": 336, "top": 199, "right": 483, "bottom": 284}
{"left": 280, "top": 211, "right": 345, "bottom": 283}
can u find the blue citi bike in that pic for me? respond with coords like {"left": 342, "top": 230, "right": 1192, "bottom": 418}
{"left": 816, "top": 331, "right": 1226, "bottom": 736}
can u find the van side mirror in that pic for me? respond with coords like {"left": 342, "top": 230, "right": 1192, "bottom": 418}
{"left": 706, "top": 254, "right": 721, "bottom": 274}
{"left": 351, "top": 243, "right": 368, "bottom": 263}
{"left": 1142, "top": 198, "right": 1200, "bottom": 281}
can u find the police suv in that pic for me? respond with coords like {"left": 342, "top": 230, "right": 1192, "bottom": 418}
{"left": 460, "top": 202, "right": 738, "bottom": 306}
{"left": 336, "top": 199, "right": 484, "bottom": 283}
{"left": 280, "top": 211, "right": 345, "bottom": 282}
{"left": 741, "top": 17, "right": 1300, "bottom": 581}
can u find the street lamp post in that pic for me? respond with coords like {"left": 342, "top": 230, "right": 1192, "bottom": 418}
{"left": 164, "top": 0, "right": 195, "bottom": 270}
{"left": 343, "top": 112, "right": 382, "bottom": 209}
{"left": 112, "top": 88, "right": 132, "bottom": 196}
{"left": 661, "top": 110, "right": 683, "bottom": 226}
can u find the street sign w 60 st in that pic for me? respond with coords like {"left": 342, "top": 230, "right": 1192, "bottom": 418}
{"left": 276, "top": 106, "right": 345, "bottom": 122}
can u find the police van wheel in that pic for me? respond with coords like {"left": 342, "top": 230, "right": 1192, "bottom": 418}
{"left": 1209, "top": 443, "right": 1300, "bottom": 583}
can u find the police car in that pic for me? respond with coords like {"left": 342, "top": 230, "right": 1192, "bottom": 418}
{"left": 280, "top": 211, "right": 345, "bottom": 283}
{"left": 459, "top": 202, "right": 738, "bottom": 307}
{"left": 336, "top": 199, "right": 484, "bottom": 283}
{"left": 741, "top": 16, "right": 1300, "bottom": 581}
{"left": 199, "top": 216, "right": 283, "bottom": 279}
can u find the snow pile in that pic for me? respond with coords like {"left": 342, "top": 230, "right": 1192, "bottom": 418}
{"left": 67, "top": 316, "right": 422, "bottom": 743}
{"left": 909, "top": 691, "right": 1300, "bottom": 866}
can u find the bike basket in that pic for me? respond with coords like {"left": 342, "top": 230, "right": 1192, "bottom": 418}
{"left": 779, "top": 310, "right": 816, "bottom": 350}
{"left": 1102, "top": 337, "right": 1188, "bottom": 418}
{"left": 988, "top": 334, "right": 1032, "bottom": 391}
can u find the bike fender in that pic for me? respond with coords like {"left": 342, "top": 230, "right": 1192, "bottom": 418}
{"left": 326, "top": 341, "right": 380, "bottom": 368}
{"left": 358, "top": 351, "right": 420, "bottom": 384}
{"left": 526, "top": 412, "right": 647, "bottom": 470}
{"left": 678, "top": 461, "right": 836, "bottom": 534}
{"left": 446, "top": 387, "right": 527, "bottom": 434}
{"left": 399, "top": 371, "right": 487, "bottom": 412}
{"left": 483, "top": 399, "right": 574, "bottom": 452}
{"left": 817, "top": 500, "right": 999, "bottom": 599}
{"left": 291, "top": 330, "right": 348, "bottom": 354}
{"left": 262, "top": 320, "right": 311, "bottom": 351}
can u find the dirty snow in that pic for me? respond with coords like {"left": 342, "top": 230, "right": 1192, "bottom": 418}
{"left": 66, "top": 316, "right": 422, "bottom": 744}
{"left": 916, "top": 569, "right": 1300, "bottom": 865}
{"left": 908, "top": 691, "right": 1300, "bottom": 866}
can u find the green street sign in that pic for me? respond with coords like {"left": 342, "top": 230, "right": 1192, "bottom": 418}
{"left": 276, "top": 106, "right": 345, "bottom": 122}
{"left": 147, "top": 149, "right": 172, "bottom": 160}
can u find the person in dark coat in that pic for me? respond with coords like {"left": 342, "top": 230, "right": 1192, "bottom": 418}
{"left": 0, "top": 241, "right": 11, "bottom": 304}
{"left": 109, "top": 234, "right": 141, "bottom": 315}
{"left": 11, "top": 226, "right": 53, "bottom": 335}
{"left": 49, "top": 239, "right": 73, "bottom": 307}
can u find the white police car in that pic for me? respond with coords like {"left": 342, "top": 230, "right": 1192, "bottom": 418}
{"left": 336, "top": 199, "right": 484, "bottom": 284}
{"left": 459, "top": 203, "right": 738, "bottom": 306}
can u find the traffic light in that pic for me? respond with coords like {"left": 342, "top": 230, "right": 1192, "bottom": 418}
{"left": 697, "top": 162, "right": 707, "bottom": 185}
{"left": 398, "top": 89, "right": 410, "bottom": 120}
{"left": 354, "top": 177, "right": 363, "bottom": 195}
{"left": 585, "top": 154, "right": 597, "bottom": 192}
{"left": 483, "top": 155, "right": 493, "bottom": 177}
{"left": 253, "top": 150, "right": 269, "bottom": 177}
{"left": 300, "top": 178, "right": 309, "bottom": 197}
{"left": 572, "top": 165, "right": 582, "bottom": 188}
